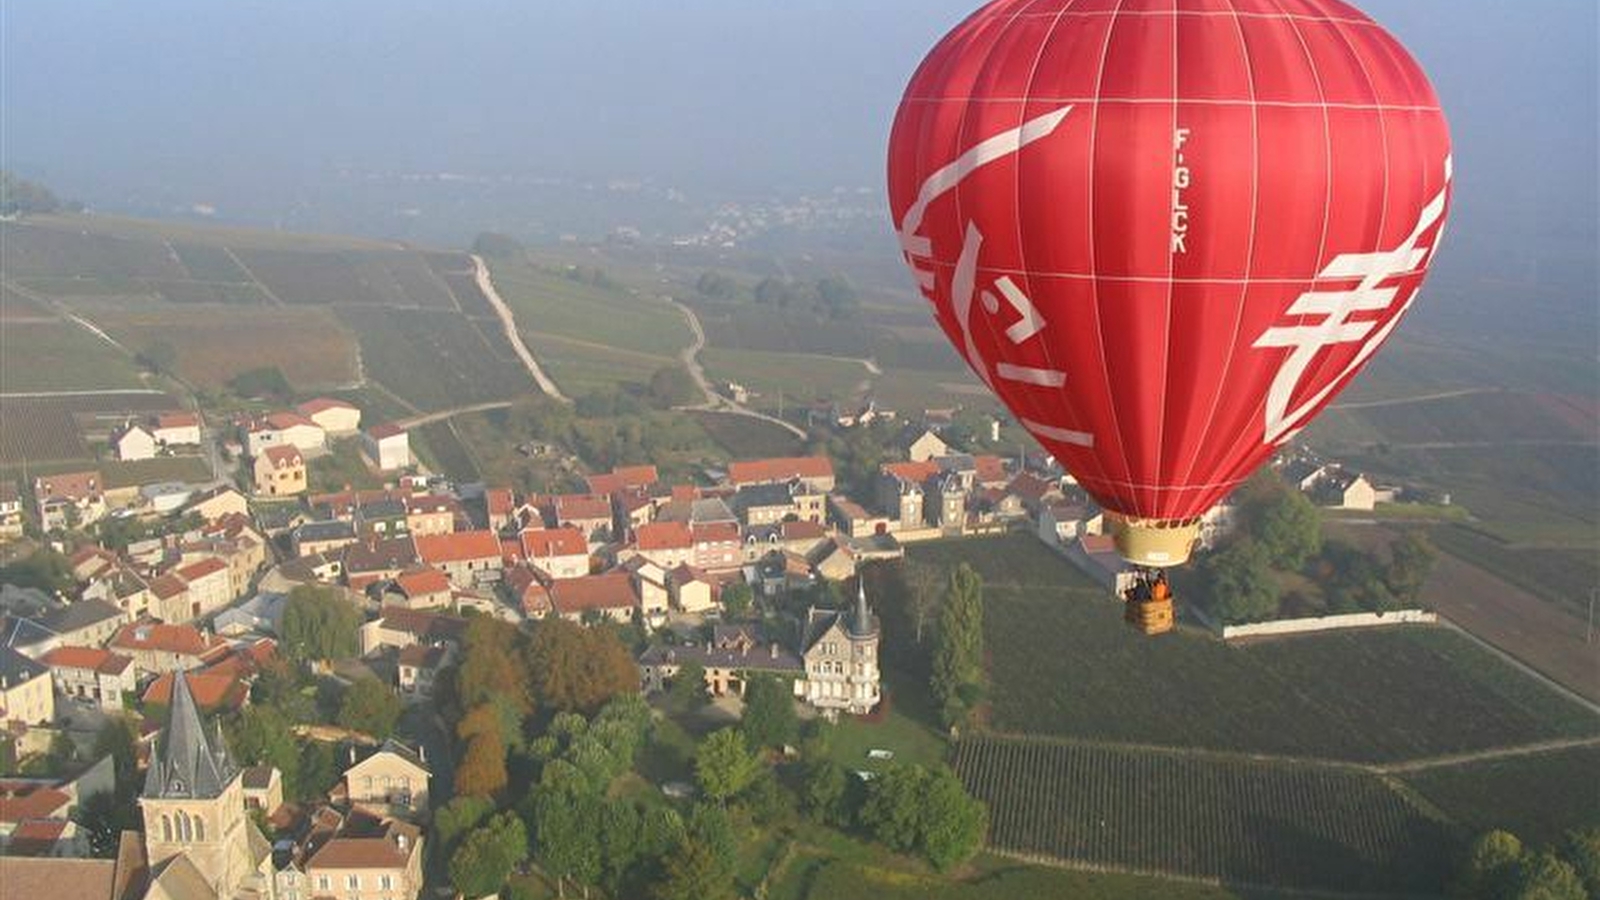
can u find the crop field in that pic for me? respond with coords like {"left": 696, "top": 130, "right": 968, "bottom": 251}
{"left": 775, "top": 854, "right": 1241, "bottom": 900}
{"left": 91, "top": 306, "right": 359, "bottom": 390}
{"left": 1402, "top": 746, "right": 1600, "bottom": 846}
{"left": 902, "top": 536, "right": 1600, "bottom": 763}
{"left": 230, "top": 248, "right": 458, "bottom": 309}
{"left": 488, "top": 261, "right": 692, "bottom": 359}
{"left": 1357, "top": 390, "right": 1593, "bottom": 445}
{"left": 0, "top": 392, "right": 181, "bottom": 465}
{"left": 2, "top": 221, "right": 190, "bottom": 281}
{"left": 0, "top": 284, "right": 55, "bottom": 320}
{"left": 953, "top": 737, "right": 1452, "bottom": 891}
{"left": 102, "top": 456, "right": 213, "bottom": 488}
{"left": 1429, "top": 524, "right": 1599, "bottom": 619}
{"left": 523, "top": 333, "right": 673, "bottom": 395}
{"left": 412, "top": 421, "right": 480, "bottom": 481}
{"left": 0, "top": 321, "right": 146, "bottom": 392}
{"left": 334, "top": 307, "right": 531, "bottom": 412}
{"left": 690, "top": 411, "right": 804, "bottom": 459}
{"left": 701, "top": 347, "right": 869, "bottom": 408}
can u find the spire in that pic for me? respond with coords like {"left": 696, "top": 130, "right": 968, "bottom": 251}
{"left": 850, "top": 580, "right": 877, "bottom": 639}
{"left": 143, "top": 671, "right": 237, "bottom": 800}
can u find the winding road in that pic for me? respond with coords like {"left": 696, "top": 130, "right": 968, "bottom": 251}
{"left": 473, "top": 254, "right": 569, "bottom": 403}
{"left": 664, "top": 296, "right": 808, "bottom": 440}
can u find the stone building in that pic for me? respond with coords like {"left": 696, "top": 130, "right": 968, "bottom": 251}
{"left": 800, "top": 583, "right": 880, "bottom": 715}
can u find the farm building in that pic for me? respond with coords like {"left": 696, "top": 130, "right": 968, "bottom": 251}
{"left": 247, "top": 411, "right": 327, "bottom": 456}
{"left": 112, "top": 423, "right": 158, "bottom": 461}
{"left": 363, "top": 423, "right": 412, "bottom": 471}
{"left": 151, "top": 411, "right": 203, "bottom": 446}
{"left": 295, "top": 397, "right": 362, "bottom": 435}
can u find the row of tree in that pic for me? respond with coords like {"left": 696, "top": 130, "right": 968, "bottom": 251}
{"left": 695, "top": 270, "right": 861, "bottom": 320}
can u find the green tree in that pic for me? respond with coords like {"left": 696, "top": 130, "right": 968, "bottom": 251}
{"left": 1385, "top": 529, "right": 1436, "bottom": 603}
{"left": 695, "top": 271, "right": 737, "bottom": 299}
{"left": 1455, "top": 830, "right": 1525, "bottom": 899}
{"left": 918, "top": 767, "right": 988, "bottom": 871}
{"left": 0, "top": 171, "right": 60, "bottom": 215}
{"left": 1255, "top": 485, "right": 1322, "bottom": 569}
{"left": 433, "top": 795, "right": 495, "bottom": 864}
{"left": 653, "top": 837, "right": 735, "bottom": 900}
{"left": 739, "top": 674, "right": 798, "bottom": 751}
{"left": 802, "top": 760, "right": 852, "bottom": 828}
{"left": 227, "top": 705, "right": 301, "bottom": 795}
{"left": 73, "top": 790, "right": 135, "bottom": 858}
{"left": 228, "top": 366, "right": 292, "bottom": 401}
{"left": 336, "top": 677, "right": 402, "bottom": 739}
{"left": 1560, "top": 827, "right": 1600, "bottom": 898}
{"left": 932, "top": 563, "right": 985, "bottom": 727}
{"left": 449, "top": 812, "right": 529, "bottom": 899}
{"left": 279, "top": 586, "right": 361, "bottom": 664}
{"left": 597, "top": 800, "right": 643, "bottom": 894}
{"left": 1199, "top": 539, "right": 1281, "bottom": 624}
{"left": 0, "top": 549, "right": 75, "bottom": 594}
{"left": 526, "top": 618, "right": 638, "bottom": 714}
{"left": 695, "top": 728, "right": 759, "bottom": 804}
{"left": 720, "top": 582, "right": 753, "bottom": 619}
{"left": 647, "top": 366, "right": 700, "bottom": 408}
{"left": 668, "top": 660, "right": 707, "bottom": 709}
{"left": 529, "top": 768, "right": 603, "bottom": 898}
{"left": 1505, "top": 851, "right": 1586, "bottom": 900}
{"left": 298, "top": 741, "right": 339, "bottom": 801}
{"left": 136, "top": 340, "right": 179, "bottom": 376}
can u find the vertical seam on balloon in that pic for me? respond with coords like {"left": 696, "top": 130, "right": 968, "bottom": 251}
{"left": 1274, "top": 0, "right": 1392, "bottom": 453}
{"left": 1154, "top": 0, "right": 1178, "bottom": 516}
{"left": 1002, "top": 0, "right": 1095, "bottom": 492}
{"left": 1085, "top": 0, "right": 1136, "bottom": 515}
{"left": 1170, "top": 0, "right": 1261, "bottom": 517}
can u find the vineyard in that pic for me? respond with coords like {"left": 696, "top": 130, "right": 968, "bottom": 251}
{"left": 1402, "top": 745, "right": 1600, "bottom": 846}
{"left": 0, "top": 392, "right": 181, "bottom": 466}
{"left": 953, "top": 736, "right": 1453, "bottom": 892}
{"left": 333, "top": 307, "right": 531, "bottom": 412}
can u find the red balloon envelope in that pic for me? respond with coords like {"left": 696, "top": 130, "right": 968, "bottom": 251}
{"left": 888, "top": 0, "right": 1451, "bottom": 566}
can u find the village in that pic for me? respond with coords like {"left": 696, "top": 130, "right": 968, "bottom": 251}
{"left": 0, "top": 390, "right": 1450, "bottom": 900}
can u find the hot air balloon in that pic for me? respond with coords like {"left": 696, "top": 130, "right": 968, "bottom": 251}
{"left": 888, "top": 0, "right": 1451, "bottom": 573}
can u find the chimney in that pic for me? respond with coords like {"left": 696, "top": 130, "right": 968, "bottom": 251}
{"left": 417, "top": 745, "right": 426, "bottom": 764}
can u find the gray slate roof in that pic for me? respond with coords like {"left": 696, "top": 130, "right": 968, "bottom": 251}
{"left": 0, "top": 645, "right": 48, "bottom": 685}
{"left": 142, "top": 670, "right": 238, "bottom": 800}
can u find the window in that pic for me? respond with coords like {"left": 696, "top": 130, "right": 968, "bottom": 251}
{"left": 347, "top": 873, "right": 360, "bottom": 889}
{"left": 161, "top": 814, "right": 172, "bottom": 842}
{"left": 318, "top": 876, "right": 332, "bottom": 891}
{"left": 379, "top": 875, "right": 394, "bottom": 890}
{"left": 195, "top": 816, "right": 205, "bottom": 841}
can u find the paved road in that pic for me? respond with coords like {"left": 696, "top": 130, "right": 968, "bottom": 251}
{"left": 473, "top": 254, "right": 569, "bottom": 403}
{"left": 663, "top": 296, "right": 808, "bottom": 440}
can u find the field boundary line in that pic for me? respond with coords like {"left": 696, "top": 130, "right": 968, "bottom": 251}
{"left": 1434, "top": 616, "right": 1600, "bottom": 715}
{"left": 221, "top": 246, "right": 288, "bottom": 306}
{"left": 1373, "top": 736, "right": 1600, "bottom": 774}
{"left": 983, "top": 848, "right": 1433, "bottom": 900}
{"left": 395, "top": 400, "right": 515, "bottom": 430}
{"left": 472, "top": 254, "right": 569, "bottom": 403}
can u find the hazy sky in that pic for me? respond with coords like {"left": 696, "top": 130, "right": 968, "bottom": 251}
{"left": 4, "top": 0, "right": 1596, "bottom": 281}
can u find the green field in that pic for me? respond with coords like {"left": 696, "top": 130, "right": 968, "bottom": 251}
{"left": 773, "top": 853, "right": 1242, "bottom": 900}
{"left": 0, "top": 321, "right": 145, "bottom": 392}
{"left": 902, "top": 535, "right": 1600, "bottom": 763}
{"left": 1402, "top": 746, "right": 1600, "bottom": 847}
{"left": 690, "top": 411, "right": 805, "bottom": 459}
{"left": 306, "top": 440, "right": 387, "bottom": 494}
{"left": 701, "top": 347, "right": 869, "bottom": 409}
{"left": 954, "top": 737, "right": 1453, "bottom": 892}
{"left": 488, "top": 260, "right": 692, "bottom": 359}
{"left": 524, "top": 332, "right": 675, "bottom": 395}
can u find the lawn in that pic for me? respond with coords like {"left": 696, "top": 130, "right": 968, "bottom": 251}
{"left": 902, "top": 535, "right": 1600, "bottom": 763}
{"left": 822, "top": 670, "right": 949, "bottom": 777}
{"left": 412, "top": 421, "right": 480, "bottom": 481}
{"left": 102, "top": 456, "right": 213, "bottom": 488}
{"left": 1402, "top": 746, "right": 1600, "bottom": 847}
{"left": 0, "top": 321, "right": 145, "bottom": 392}
{"left": 955, "top": 736, "right": 1453, "bottom": 892}
{"left": 306, "top": 440, "right": 387, "bottom": 493}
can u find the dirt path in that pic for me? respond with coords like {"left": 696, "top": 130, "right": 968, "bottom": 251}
{"left": 663, "top": 296, "right": 808, "bottom": 440}
{"left": 1376, "top": 735, "right": 1600, "bottom": 774}
{"left": 472, "top": 254, "right": 568, "bottom": 403}
{"left": 396, "top": 400, "right": 515, "bottom": 430}
{"left": 1331, "top": 387, "right": 1500, "bottom": 410}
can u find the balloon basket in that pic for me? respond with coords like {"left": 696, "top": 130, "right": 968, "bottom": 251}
{"left": 1107, "top": 514, "right": 1201, "bottom": 568}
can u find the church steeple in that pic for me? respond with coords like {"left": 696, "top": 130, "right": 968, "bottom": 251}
{"left": 850, "top": 580, "right": 878, "bottom": 639}
{"left": 143, "top": 672, "right": 237, "bottom": 800}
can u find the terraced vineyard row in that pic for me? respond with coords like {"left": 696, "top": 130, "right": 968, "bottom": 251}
{"left": 953, "top": 737, "right": 1453, "bottom": 892}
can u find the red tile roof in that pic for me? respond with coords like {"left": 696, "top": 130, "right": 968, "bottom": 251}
{"left": 149, "top": 574, "right": 188, "bottom": 601}
{"left": 262, "top": 445, "right": 304, "bottom": 467}
{"left": 586, "top": 465, "right": 659, "bottom": 495}
{"left": 484, "top": 488, "right": 515, "bottom": 516}
{"left": 110, "top": 622, "right": 218, "bottom": 656}
{"left": 141, "top": 671, "right": 243, "bottom": 711}
{"left": 552, "top": 494, "right": 612, "bottom": 522}
{"left": 691, "top": 522, "right": 740, "bottom": 544}
{"left": 1080, "top": 533, "right": 1117, "bottom": 555}
{"left": 974, "top": 455, "right": 1009, "bottom": 484}
{"left": 415, "top": 530, "right": 500, "bottom": 564}
{"left": 7, "top": 818, "right": 67, "bottom": 853}
{"left": 635, "top": 521, "right": 692, "bottom": 551}
{"left": 781, "top": 520, "right": 826, "bottom": 540}
{"left": 175, "top": 557, "right": 228, "bottom": 582}
{"left": 395, "top": 567, "right": 451, "bottom": 597}
{"left": 549, "top": 574, "right": 636, "bottom": 616}
{"left": 883, "top": 460, "right": 940, "bottom": 483}
{"left": 521, "top": 527, "right": 588, "bottom": 559}
{"left": 34, "top": 470, "right": 101, "bottom": 502}
{"left": 156, "top": 411, "right": 200, "bottom": 428}
{"left": 41, "top": 646, "right": 132, "bottom": 676}
{"left": 367, "top": 423, "right": 407, "bottom": 440}
{"left": 264, "top": 411, "right": 319, "bottom": 431}
{"left": 0, "top": 787, "right": 70, "bottom": 823}
{"left": 296, "top": 397, "right": 357, "bottom": 415}
{"left": 728, "top": 456, "right": 833, "bottom": 486}
{"left": 307, "top": 820, "right": 420, "bottom": 869}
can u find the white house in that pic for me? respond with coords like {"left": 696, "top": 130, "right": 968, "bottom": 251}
{"left": 113, "top": 424, "right": 158, "bottom": 461}
{"left": 296, "top": 398, "right": 362, "bottom": 436}
{"left": 151, "top": 411, "right": 203, "bottom": 447}
{"left": 364, "top": 424, "right": 412, "bottom": 471}
{"left": 246, "top": 411, "right": 327, "bottom": 456}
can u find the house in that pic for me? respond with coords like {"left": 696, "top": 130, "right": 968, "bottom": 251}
{"left": 112, "top": 423, "right": 158, "bottom": 461}
{"left": 403, "top": 494, "right": 461, "bottom": 537}
{"left": 141, "top": 669, "right": 250, "bottom": 715}
{"left": 343, "top": 537, "right": 420, "bottom": 590}
{"left": 241, "top": 765, "right": 284, "bottom": 818}
{"left": 344, "top": 739, "right": 431, "bottom": 818}
{"left": 902, "top": 428, "right": 950, "bottom": 463}
{"left": 174, "top": 557, "right": 233, "bottom": 619}
{"left": 184, "top": 485, "right": 249, "bottom": 523}
{"left": 727, "top": 456, "right": 835, "bottom": 492}
{"left": 414, "top": 531, "right": 502, "bottom": 588}
{"left": 363, "top": 424, "right": 412, "bottom": 472}
{"left": 585, "top": 464, "right": 659, "bottom": 496}
{"left": 33, "top": 470, "right": 105, "bottom": 531}
{"left": 800, "top": 584, "right": 881, "bottom": 715}
{"left": 733, "top": 480, "right": 824, "bottom": 526}
{"left": 397, "top": 643, "right": 449, "bottom": 698}
{"left": 503, "top": 568, "right": 553, "bottom": 620}
{"left": 1007, "top": 472, "right": 1065, "bottom": 517}
{"left": 82, "top": 567, "right": 153, "bottom": 620}
{"left": 546, "top": 573, "right": 638, "bottom": 623}
{"left": 296, "top": 397, "right": 362, "bottom": 436}
{"left": 808, "top": 539, "right": 857, "bottom": 582}
{"left": 293, "top": 519, "right": 359, "bottom": 558}
{"left": 549, "top": 494, "right": 614, "bottom": 542}
{"left": 0, "top": 647, "right": 54, "bottom": 725}
{"left": 631, "top": 521, "right": 694, "bottom": 569}
{"left": 0, "top": 483, "right": 24, "bottom": 540}
{"left": 253, "top": 445, "right": 307, "bottom": 497}
{"left": 0, "top": 777, "right": 82, "bottom": 856}
{"left": 620, "top": 557, "right": 671, "bottom": 624}
{"left": 353, "top": 497, "right": 411, "bottom": 541}
{"left": 638, "top": 623, "right": 804, "bottom": 697}
{"left": 668, "top": 565, "right": 718, "bottom": 614}
{"left": 827, "top": 494, "right": 889, "bottom": 539}
{"left": 359, "top": 608, "right": 467, "bottom": 658}
{"left": 214, "top": 592, "right": 287, "bottom": 638}
{"left": 41, "top": 646, "right": 136, "bottom": 711}
{"left": 381, "top": 568, "right": 454, "bottom": 610}
{"left": 1038, "top": 503, "right": 1101, "bottom": 545}
{"left": 1320, "top": 469, "right": 1378, "bottom": 511}
{"left": 109, "top": 621, "right": 225, "bottom": 675}
{"left": 1069, "top": 534, "right": 1138, "bottom": 595}
{"left": 877, "top": 461, "right": 934, "bottom": 530}
{"left": 151, "top": 410, "right": 203, "bottom": 447}
{"left": 691, "top": 522, "right": 742, "bottom": 572}
{"left": 16, "top": 599, "right": 126, "bottom": 656}
{"left": 517, "top": 528, "right": 590, "bottom": 580}
{"left": 304, "top": 814, "right": 424, "bottom": 900}
{"left": 246, "top": 411, "right": 327, "bottom": 456}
